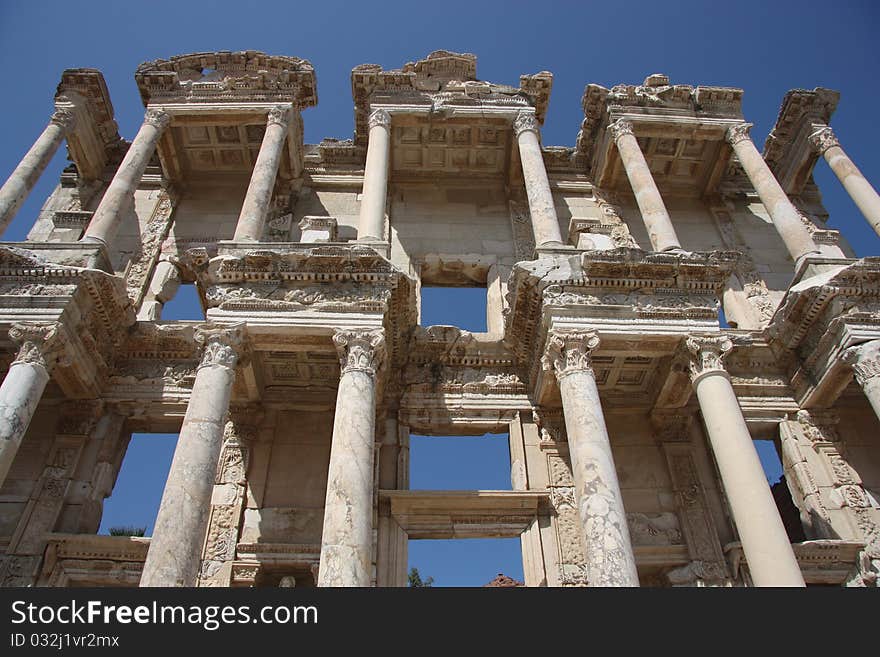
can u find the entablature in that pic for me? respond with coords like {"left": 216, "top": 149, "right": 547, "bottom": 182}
{"left": 763, "top": 87, "right": 840, "bottom": 195}
{"left": 578, "top": 74, "right": 744, "bottom": 197}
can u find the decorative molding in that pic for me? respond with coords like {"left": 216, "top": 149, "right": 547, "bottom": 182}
{"left": 725, "top": 122, "right": 753, "bottom": 146}
{"left": 842, "top": 340, "right": 880, "bottom": 386}
{"left": 685, "top": 334, "right": 733, "bottom": 382}
{"left": 50, "top": 108, "right": 77, "bottom": 133}
{"left": 9, "top": 323, "right": 67, "bottom": 369}
{"left": 267, "top": 105, "right": 293, "bottom": 127}
{"left": 368, "top": 109, "right": 391, "bottom": 131}
{"left": 195, "top": 324, "right": 248, "bottom": 370}
{"left": 541, "top": 330, "right": 601, "bottom": 380}
{"left": 513, "top": 111, "right": 538, "bottom": 137}
{"left": 333, "top": 328, "right": 386, "bottom": 376}
{"left": 808, "top": 126, "right": 840, "bottom": 156}
{"left": 608, "top": 119, "right": 634, "bottom": 143}
{"left": 143, "top": 108, "right": 171, "bottom": 131}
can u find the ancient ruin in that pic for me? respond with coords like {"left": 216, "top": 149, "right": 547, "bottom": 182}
{"left": 0, "top": 50, "right": 878, "bottom": 587}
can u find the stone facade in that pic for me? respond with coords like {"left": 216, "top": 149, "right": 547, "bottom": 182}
{"left": 0, "top": 50, "right": 878, "bottom": 588}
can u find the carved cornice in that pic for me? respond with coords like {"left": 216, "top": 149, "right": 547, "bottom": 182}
{"left": 842, "top": 340, "right": 880, "bottom": 387}
{"left": 143, "top": 108, "right": 171, "bottom": 131}
{"left": 762, "top": 87, "right": 839, "bottom": 170}
{"left": 725, "top": 122, "right": 753, "bottom": 146}
{"left": 808, "top": 126, "right": 840, "bottom": 156}
{"left": 267, "top": 105, "right": 293, "bottom": 128}
{"left": 195, "top": 324, "right": 248, "bottom": 370}
{"left": 349, "top": 50, "right": 541, "bottom": 147}
{"left": 608, "top": 119, "right": 634, "bottom": 143}
{"left": 334, "top": 328, "right": 385, "bottom": 376}
{"left": 513, "top": 111, "right": 538, "bottom": 138}
{"left": 9, "top": 323, "right": 67, "bottom": 370}
{"left": 576, "top": 75, "right": 744, "bottom": 161}
{"left": 541, "top": 330, "right": 600, "bottom": 380}
{"left": 135, "top": 51, "right": 317, "bottom": 108}
{"left": 503, "top": 249, "right": 740, "bottom": 388}
{"left": 368, "top": 109, "right": 391, "bottom": 131}
{"left": 685, "top": 334, "right": 733, "bottom": 382}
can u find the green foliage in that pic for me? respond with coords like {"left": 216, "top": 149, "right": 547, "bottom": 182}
{"left": 108, "top": 526, "right": 146, "bottom": 537}
{"left": 408, "top": 567, "right": 434, "bottom": 587}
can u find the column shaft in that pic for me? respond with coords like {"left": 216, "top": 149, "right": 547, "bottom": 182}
{"left": 687, "top": 336, "right": 805, "bottom": 586}
{"left": 544, "top": 331, "right": 639, "bottom": 586}
{"left": 514, "top": 112, "right": 564, "bottom": 248}
{"left": 0, "top": 111, "right": 74, "bottom": 236}
{"left": 358, "top": 110, "right": 391, "bottom": 242}
{"left": 811, "top": 127, "right": 880, "bottom": 239}
{"left": 233, "top": 106, "right": 292, "bottom": 241}
{"left": 318, "top": 329, "right": 384, "bottom": 587}
{"left": 727, "top": 124, "right": 818, "bottom": 263}
{"left": 0, "top": 324, "right": 64, "bottom": 488}
{"left": 83, "top": 108, "right": 169, "bottom": 246}
{"left": 610, "top": 120, "right": 681, "bottom": 252}
{"left": 140, "top": 325, "right": 245, "bottom": 587}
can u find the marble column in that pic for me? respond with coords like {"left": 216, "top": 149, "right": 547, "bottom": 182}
{"left": 685, "top": 335, "right": 805, "bottom": 587}
{"left": 514, "top": 111, "right": 564, "bottom": 248}
{"left": 0, "top": 109, "right": 77, "bottom": 236}
{"left": 140, "top": 324, "right": 246, "bottom": 587}
{"left": 608, "top": 119, "right": 682, "bottom": 252}
{"left": 82, "top": 108, "right": 170, "bottom": 246}
{"left": 726, "top": 123, "right": 819, "bottom": 265}
{"left": 0, "top": 323, "right": 66, "bottom": 488}
{"left": 810, "top": 127, "right": 880, "bottom": 239}
{"left": 357, "top": 110, "right": 391, "bottom": 242}
{"left": 542, "top": 330, "right": 640, "bottom": 586}
{"left": 233, "top": 105, "right": 293, "bottom": 241}
{"left": 842, "top": 340, "right": 880, "bottom": 421}
{"left": 318, "top": 328, "right": 385, "bottom": 587}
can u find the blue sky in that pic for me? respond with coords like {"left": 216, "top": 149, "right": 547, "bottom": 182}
{"left": 1, "top": 0, "right": 875, "bottom": 585}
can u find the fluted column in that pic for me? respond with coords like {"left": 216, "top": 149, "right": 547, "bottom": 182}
{"left": 726, "top": 123, "right": 819, "bottom": 265}
{"left": 140, "top": 324, "right": 247, "bottom": 587}
{"left": 233, "top": 105, "right": 293, "bottom": 241}
{"left": 82, "top": 108, "right": 170, "bottom": 246}
{"left": 685, "top": 335, "right": 805, "bottom": 586}
{"left": 842, "top": 340, "right": 880, "bottom": 421}
{"left": 357, "top": 109, "right": 391, "bottom": 242}
{"left": 542, "top": 330, "right": 639, "bottom": 586}
{"left": 609, "top": 119, "right": 682, "bottom": 252}
{"left": 514, "top": 111, "right": 564, "bottom": 248}
{"left": 0, "top": 324, "right": 66, "bottom": 488}
{"left": 318, "top": 328, "right": 385, "bottom": 587}
{"left": 810, "top": 127, "right": 880, "bottom": 239}
{"left": 0, "top": 109, "right": 76, "bottom": 236}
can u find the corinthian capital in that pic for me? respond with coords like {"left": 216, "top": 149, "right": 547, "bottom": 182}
{"left": 9, "top": 322, "right": 66, "bottom": 370}
{"left": 685, "top": 334, "right": 733, "bottom": 382}
{"left": 541, "top": 330, "right": 601, "bottom": 380}
{"left": 725, "top": 122, "right": 753, "bottom": 146}
{"left": 808, "top": 126, "right": 840, "bottom": 155}
{"left": 195, "top": 323, "right": 248, "bottom": 370}
{"left": 842, "top": 340, "right": 880, "bottom": 387}
{"left": 267, "top": 105, "right": 293, "bottom": 127}
{"left": 513, "top": 111, "right": 538, "bottom": 137}
{"left": 608, "top": 119, "right": 634, "bottom": 143}
{"left": 144, "top": 108, "right": 171, "bottom": 130}
{"left": 50, "top": 108, "right": 77, "bottom": 133}
{"left": 333, "top": 328, "right": 385, "bottom": 376}
{"left": 368, "top": 109, "right": 391, "bottom": 130}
